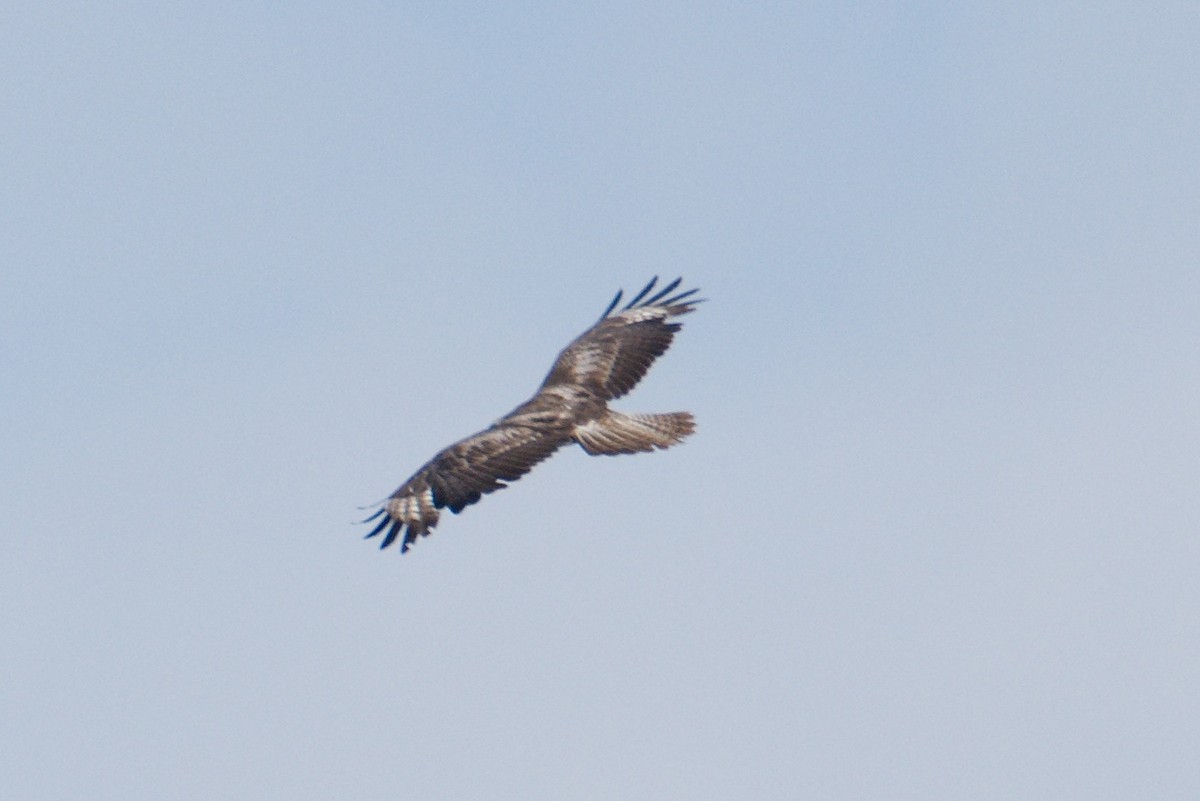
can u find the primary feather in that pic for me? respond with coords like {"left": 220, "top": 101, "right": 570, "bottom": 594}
{"left": 363, "top": 276, "right": 702, "bottom": 553}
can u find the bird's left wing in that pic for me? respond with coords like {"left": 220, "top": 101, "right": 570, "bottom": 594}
{"left": 363, "top": 423, "right": 566, "bottom": 552}
{"left": 540, "top": 276, "right": 702, "bottom": 400}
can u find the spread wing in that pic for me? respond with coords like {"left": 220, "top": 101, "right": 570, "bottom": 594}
{"left": 541, "top": 276, "right": 702, "bottom": 400}
{"left": 363, "top": 423, "right": 567, "bottom": 552}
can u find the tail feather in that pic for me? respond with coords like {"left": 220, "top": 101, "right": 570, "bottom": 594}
{"left": 574, "top": 410, "right": 695, "bottom": 456}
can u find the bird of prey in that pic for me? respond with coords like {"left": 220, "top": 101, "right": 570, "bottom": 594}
{"left": 362, "top": 276, "right": 702, "bottom": 552}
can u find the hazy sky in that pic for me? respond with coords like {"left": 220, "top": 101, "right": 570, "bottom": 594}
{"left": 4, "top": 3, "right": 1199, "bottom": 799}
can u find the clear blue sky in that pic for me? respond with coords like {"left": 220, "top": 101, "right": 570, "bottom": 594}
{"left": 4, "top": 3, "right": 1199, "bottom": 798}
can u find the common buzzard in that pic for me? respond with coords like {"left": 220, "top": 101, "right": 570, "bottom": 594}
{"left": 363, "top": 276, "right": 701, "bottom": 552}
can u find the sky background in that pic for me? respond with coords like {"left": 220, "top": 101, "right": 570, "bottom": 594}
{"left": 3, "top": 3, "right": 1199, "bottom": 799}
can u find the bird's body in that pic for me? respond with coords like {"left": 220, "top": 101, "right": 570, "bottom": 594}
{"left": 363, "top": 276, "right": 701, "bottom": 552}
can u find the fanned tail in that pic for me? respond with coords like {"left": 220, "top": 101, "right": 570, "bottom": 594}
{"left": 573, "top": 410, "right": 695, "bottom": 456}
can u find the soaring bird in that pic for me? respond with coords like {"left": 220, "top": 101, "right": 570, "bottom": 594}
{"left": 362, "top": 276, "right": 702, "bottom": 552}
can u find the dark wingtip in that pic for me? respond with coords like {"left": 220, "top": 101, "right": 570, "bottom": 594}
{"left": 364, "top": 512, "right": 391, "bottom": 540}
{"left": 603, "top": 277, "right": 704, "bottom": 318}
{"left": 662, "top": 287, "right": 702, "bottom": 307}
{"left": 600, "top": 289, "right": 623, "bottom": 319}
{"left": 624, "top": 276, "right": 658, "bottom": 309}
{"left": 380, "top": 519, "right": 403, "bottom": 549}
{"left": 644, "top": 276, "right": 682, "bottom": 305}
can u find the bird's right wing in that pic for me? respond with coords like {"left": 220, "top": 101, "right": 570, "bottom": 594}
{"left": 363, "top": 422, "right": 566, "bottom": 552}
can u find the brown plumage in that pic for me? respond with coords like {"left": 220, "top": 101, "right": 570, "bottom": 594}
{"left": 362, "top": 276, "right": 702, "bottom": 552}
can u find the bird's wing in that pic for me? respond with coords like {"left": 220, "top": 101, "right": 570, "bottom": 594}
{"left": 363, "top": 422, "right": 566, "bottom": 552}
{"left": 541, "top": 276, "right": 702, "bottom": 400}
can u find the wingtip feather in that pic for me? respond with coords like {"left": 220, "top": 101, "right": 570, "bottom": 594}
{"left": 662, "top": 287, "right": 702, "bottom": 307}
{"left": 644, "top": 276, "right": 682, "bottom": 305}
{"left": 364, "top": 513, "right": 391, "bottom": 540}
{"left": 624, "top": 276, "right": 658, "bottom": 309}
{"left": 380, "top": 520, "right": 403, "bottom": 549}
{"left": 600, "top": 289, "right": 623, "bottom": 319}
